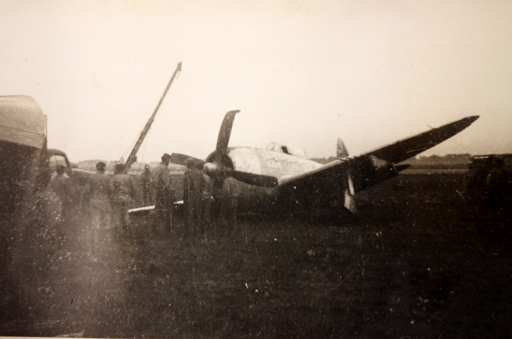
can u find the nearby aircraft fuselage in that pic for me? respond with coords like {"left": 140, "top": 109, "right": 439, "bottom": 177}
{"left": 228, "top": 147, "right": 323, "bottom": 184}
{"left": 223, "top": 146, "right": 346, "bottom": 217}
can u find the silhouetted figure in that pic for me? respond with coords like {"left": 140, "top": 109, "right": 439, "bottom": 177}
{"left": 153, "top": 153, "right": 173, "bottom": 234}
{"left": 485, "top": 157, "right": 506, "bottom": 204}
{"left": 85, "top": 162, "right": 112, "bottom": 255}
{"left": 50, "top": 165, "right": 72, "bottom": 218}
{"left": 183, "top": 158, "right": 203, "bottom": 236}
{"left": 201, "top": 163, "right": 214, "bottom": 235}
{"left": 140, "top": 164, "right": 154, "bottom": 206}
{"left": 111, "top": 163, "right": 136, "bottom": 237}
{"left": 219, "top": 176, "right": 241, "bottom": 236}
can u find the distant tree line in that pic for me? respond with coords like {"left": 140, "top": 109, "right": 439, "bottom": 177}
{"left": 310, "top": 154, "right": 472, "bottom": 169}
{"left": 77, "top": 160, "right": 184, "bottom": 174}
{"left": 77, "top": 160, "right": 146, "bottom": 172}
{"left": 79, "top": 154, "right": 472, "bottom": 172}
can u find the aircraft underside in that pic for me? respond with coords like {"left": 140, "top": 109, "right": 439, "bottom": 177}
{"left": 235, "top": 176, "right": 352, "bottom": 220}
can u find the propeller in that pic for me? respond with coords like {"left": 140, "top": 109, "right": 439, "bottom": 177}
{"left": 215, "top": 110, "right": 239, "bottom": 160}
{"left": 171, "top": 110, "right": 278, "bottom": 188}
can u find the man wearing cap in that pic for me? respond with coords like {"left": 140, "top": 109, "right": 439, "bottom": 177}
{"left": 140, "top": 164, "right": 154, "bottom": 205}
{"left": 111, "top": 163, "right": 136, "bottom": 237}
{"left": 86, "top": 162, "right": 112, "bottom": 246}
{"left": 183, "top": 158, "right": 203, "bottom": 236}
{"left": 152, "top": 153, "right": 173, "bottom": 234}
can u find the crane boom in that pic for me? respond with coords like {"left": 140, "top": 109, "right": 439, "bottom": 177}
{"left": 124, "top": 61, "right": 182, "bottom": 171}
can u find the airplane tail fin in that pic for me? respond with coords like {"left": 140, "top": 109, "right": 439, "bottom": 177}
{"left": 337, "top": 138, "right": 349, "bottom": 158}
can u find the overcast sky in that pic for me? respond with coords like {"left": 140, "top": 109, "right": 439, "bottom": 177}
{"left": 1, "top": 0, "right": 511, "bottom": 163}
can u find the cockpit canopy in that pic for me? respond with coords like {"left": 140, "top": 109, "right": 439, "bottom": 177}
{"left": 266, "top": 142, "right": 307, "bottom": 159}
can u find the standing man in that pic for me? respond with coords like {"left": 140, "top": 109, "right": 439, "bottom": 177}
{"left": 50, "top": 165, "right": 73, "bottom": 218}
{"left": 219, "top": 176, "right": 241, "bottom": 236}
{"left": 211, "top": 175, "right": 223, "bottom": 233}
{"left": 86, "top": 162, "right": 112, "bottom": 247}
{"left": 485, "top": 157, "right": 506, "bottom": 202}
{"left": 111, "top": 163, "right": 136, "bottom": 237}
{"left": 153, "top": 153, "right": 172, "bottom": 234}
{"left": 183, "top": 158, "right": 203, "bottom": 236}
{"left": 140, "top": 164, "right": 154, "bottom": 206}
{"left": 201, "top": 163, "right": 214, "bottom": 235}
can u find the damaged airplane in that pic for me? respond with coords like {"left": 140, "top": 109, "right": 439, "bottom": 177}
{"left": 171, "top": 110, "right": 479, "bottom": 217}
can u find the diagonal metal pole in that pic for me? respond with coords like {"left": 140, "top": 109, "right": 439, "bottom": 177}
{"left": 124, "top": 62, "right": 182, "bottom": 171}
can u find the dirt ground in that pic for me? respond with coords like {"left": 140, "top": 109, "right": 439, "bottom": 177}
{"left": 1, "top": 172, "right": 511, "bottom": 338}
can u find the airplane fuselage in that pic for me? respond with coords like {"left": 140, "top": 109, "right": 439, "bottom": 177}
{"left": 225, "top": 147, "right": 344, "bottom": 217}
{"left": 228, "top": 147, "right": 323, "bottom": 184}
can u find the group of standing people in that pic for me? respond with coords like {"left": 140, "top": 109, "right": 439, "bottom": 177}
{"left": 50, "top": 152, "right": 242, "bottom": 243}
{"left": 85, "top": 162, "right": 136, "bottom": 242}
{"left": 49, "top": 161, "right": 136, "bottom": 257}
{"left": 183, "top": 157, "right": 241, "bottom": 237}
{"left": 148, "top": 153, "right": 241, "bottom": 237}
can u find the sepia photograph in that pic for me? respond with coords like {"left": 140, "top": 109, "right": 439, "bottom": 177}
{"left": 1, "top": 1, "right": 511, "bottom": 338}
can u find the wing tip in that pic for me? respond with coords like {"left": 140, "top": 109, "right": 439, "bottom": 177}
{"left": 457, "top": 115, "right": 479, "bottom": 130}
{"left": 466, "top": 115, "right": 479, "bottom": 123}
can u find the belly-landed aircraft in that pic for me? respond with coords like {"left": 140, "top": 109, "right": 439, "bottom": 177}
{"left": 170, "top": 110, "right": 478, "bottom": 217}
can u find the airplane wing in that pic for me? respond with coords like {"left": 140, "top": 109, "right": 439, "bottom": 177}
{"left": 278, "top": 115, "right": 479, "bottom": 206}
{"left": 363, "top": 115, "right": 479, "bottom": 164}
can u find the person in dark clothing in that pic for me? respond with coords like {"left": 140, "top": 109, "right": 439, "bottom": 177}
{"left": 85, "top": 161, "right": 112, "bottom": 258}
{"left": 111, "top": 163, "right": 136, "bottom": 237}
{"left": 50, "top": 165, "right": 72, "bottom": 218}
{"left": 183, "top": 158, "right": 203, "bottom": 236}
{"left": 485, "top": 157, "right": 506, "bottom": 203}
{"left": 140, "top": 164, "right": 154, "bottom": 206}
{"left": 152, "top": 153, "right": 173, "bottom": 235}
{"left": 219, "top": 176, "right": 241, "bottom": 236}
{"left": 201, "top": 163, "right": 214, "bottom": 235}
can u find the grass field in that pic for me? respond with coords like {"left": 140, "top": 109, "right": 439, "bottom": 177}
{"left": 1, "top": 173, "right": 511, "bottom": 338}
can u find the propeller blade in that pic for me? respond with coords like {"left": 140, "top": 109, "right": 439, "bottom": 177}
{"left": 170, "top": 153, "right": 205, "bottom": 167}
{"left": 215, "top": 110, "right": 240, "bottom": 159}
{"left": 226, "top": 170, "right": 278, "bottom": 188}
